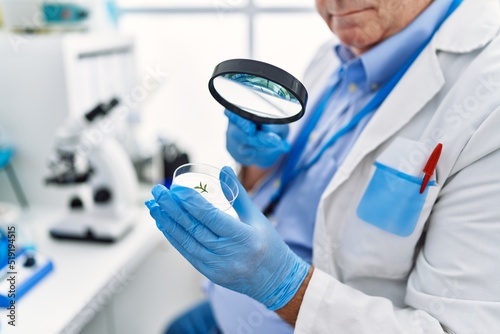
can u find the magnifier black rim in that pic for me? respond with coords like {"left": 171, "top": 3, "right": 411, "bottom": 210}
{"left": 208, "top": 58, "right": 308, "bottom": 124}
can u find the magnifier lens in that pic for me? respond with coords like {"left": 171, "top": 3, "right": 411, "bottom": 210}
{"left": 213, "top": 74, "right": 301, "bottom": 119}
{"left": 208, "top": 59, "right": 308, "bottom": 124}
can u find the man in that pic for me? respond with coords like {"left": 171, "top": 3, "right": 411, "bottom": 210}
{"left": 147, "top": 0, "right": 500, "bottom": 332}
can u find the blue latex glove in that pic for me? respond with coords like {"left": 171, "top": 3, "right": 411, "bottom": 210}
{"left": 225, "top": 109, "right": 290, "bottom": 168}
{"left": 145, "top": 166, "right": 310, "bottom": 311}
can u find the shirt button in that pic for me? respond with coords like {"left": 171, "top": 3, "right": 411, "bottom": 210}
{"left": 309, "top": 132, "right": 317, "bottom": 142}
{"left": 348, "top": 83, "right": 357, "bottom": 93}
{"left": 273, "top": 180, "right": 281, "bottom": 189}
{"left": 371, "top": 83, "right": 379, "bottom": 91}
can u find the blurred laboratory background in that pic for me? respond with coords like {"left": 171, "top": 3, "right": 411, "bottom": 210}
{"left": 0, "top": 0, "right": 330, "bottom": 333}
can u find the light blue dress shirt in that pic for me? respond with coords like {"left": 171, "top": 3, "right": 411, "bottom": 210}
{"left": 208, "top": 1, "right": 454, "bottom": 333}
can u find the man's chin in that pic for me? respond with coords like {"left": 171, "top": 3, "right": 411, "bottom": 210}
{"left": 332, "top": 24, "right": 384, "bottom": 54}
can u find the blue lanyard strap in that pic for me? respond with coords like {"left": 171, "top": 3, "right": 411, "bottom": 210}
{"left": 279, "top": 79, "right": 340, "bottom": 190}
{"left": 263, "top": 0, "right": 463, "bottom": 215}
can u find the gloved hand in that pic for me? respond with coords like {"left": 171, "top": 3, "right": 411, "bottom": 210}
{"left": 145, "top": 166, "right": 310, "bottom": 311}
{"left": 225, "top": 109, "right": 290, "bottom": 168}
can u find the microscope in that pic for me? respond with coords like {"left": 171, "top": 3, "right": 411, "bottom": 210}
{"left": 46, "top": 98, "right": 139, "bottom": 242}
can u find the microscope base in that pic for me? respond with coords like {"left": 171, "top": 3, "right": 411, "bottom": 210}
{"left": 49, "top": 212, "right": 135, "bottom": 243}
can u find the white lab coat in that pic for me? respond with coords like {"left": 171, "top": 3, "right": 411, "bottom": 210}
{"left": 295, "top": 0, "right": 500, "bottom": 333}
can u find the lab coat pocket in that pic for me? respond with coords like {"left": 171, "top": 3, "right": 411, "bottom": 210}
{"left": 337, "top": 137, "right": 440, "bottom": 279}
{"left": 356, "top": 162, "right": 434, "bottom": 237}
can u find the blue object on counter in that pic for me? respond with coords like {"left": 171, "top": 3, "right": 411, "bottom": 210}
{"left": 43, "top": 3, "right": 89, "bottom": 23}
{"left": 0, "top": 147, "right": 13, "bottom": 170}
{"left": 0, "top": 231, "right": 8, "bottom": 267}
{"left": 0, "top": 247, "right": 54, "bottom": 307}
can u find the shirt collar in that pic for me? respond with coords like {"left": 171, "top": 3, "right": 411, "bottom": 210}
{"left": 334, "top": 0, "right": 454, "bottom": 91}
{"left": 333, "top": 45, "right": 366, "bottom": 93}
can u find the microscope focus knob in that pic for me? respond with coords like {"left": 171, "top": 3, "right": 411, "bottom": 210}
{"left": 94, "top": 187, "right": 112, "bottom": 204}
{"left": 69, "top": 197, "right": 84, "bottom": 209}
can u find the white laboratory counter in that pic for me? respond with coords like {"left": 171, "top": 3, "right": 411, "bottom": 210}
{"left": 0, "top": 205, "right": 163, "bottom": 334}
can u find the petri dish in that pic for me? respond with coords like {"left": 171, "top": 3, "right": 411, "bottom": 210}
{"left": 172, "top": 163, "right": 239, "bottom": 211}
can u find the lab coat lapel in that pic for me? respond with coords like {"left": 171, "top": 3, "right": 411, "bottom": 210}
{"left": 322, "top": 45, "right": 445, "bottom": 196}
{"left": 320, "top": 0, "right": 499, "bottom": 198}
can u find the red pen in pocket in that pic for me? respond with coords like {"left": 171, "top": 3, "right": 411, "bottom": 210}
{"left": 420, "top": 143, "right": 443, "bottom": 194}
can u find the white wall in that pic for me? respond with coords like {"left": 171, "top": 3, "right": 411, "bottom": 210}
{"left": 118, "top": 9, "right": 332, "bottom": 170}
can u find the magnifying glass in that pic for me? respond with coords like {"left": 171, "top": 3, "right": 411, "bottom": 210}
{"left": 208, "top": 59, "right": 308, "bottom": 125}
